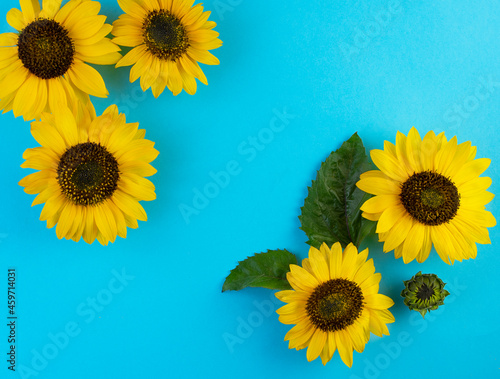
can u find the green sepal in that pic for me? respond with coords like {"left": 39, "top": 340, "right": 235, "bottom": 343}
{"left": 222, "top": 249, "right": 298, "bottom": 292}
{"left": 299, "top": 133, "right": 375, "bottom": 249}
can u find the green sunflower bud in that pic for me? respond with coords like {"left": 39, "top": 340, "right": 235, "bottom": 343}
{"left": 401, "top": 271, "right": 450, "bottom": 318}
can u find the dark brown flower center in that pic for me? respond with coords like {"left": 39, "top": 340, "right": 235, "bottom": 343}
{"left": 416, "top": 283, "right": 434, "bottom": 301}
{"left": 57, "top": 142, "right": 119, "bottom": 206}
{"left": 400, "top": 171, "right": 460, "bottom": 226}
{"left": 306, "top": 279, "right": 364, "bottom": 332}
{"left": 142, "top": 10, "right": 189, "bottom": 60}
{"left": 17, "top": 19, "right": 75, "bottom": 79}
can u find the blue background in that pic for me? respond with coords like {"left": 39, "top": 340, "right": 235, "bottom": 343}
{"left": 1, "top": 0, "right": 499, "bottom": 378}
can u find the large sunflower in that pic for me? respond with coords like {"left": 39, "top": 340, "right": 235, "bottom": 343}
{"left": 0, "top": 0, "right": 121, "bottom": 121}
{"left": 357, "top": 127, "right": 496, "bottom": 264}
{"left": 19, "top": 103, "right": 159, "bottom": 245}
{"left": 276, "top": 242, "right": 395, "bottom": 367}
{"left": 112, "top": 0, "right": 222, "bottom": 97}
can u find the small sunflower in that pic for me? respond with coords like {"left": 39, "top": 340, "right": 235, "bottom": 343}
{"left": 401, "top": 271, "right": 450, "bottom": 318}
{"left": 0, "top": 0, "right": 121, "bottom": 121}
{"left": 357, "top": 127, "right": 496, "bottom": 264}
{"left": 19, "top": 103, "right": 159, "bottom": 245}
{"left": 276, "top": 242, "right": 395, "bottom": 367}
{"left": 112, "top": 0, "right": 222, "bottom": 97}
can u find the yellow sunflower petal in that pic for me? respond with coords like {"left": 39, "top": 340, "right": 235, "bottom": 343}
{"left": 453, "top": 158, "right": 491, "bottom": 186}
{"left": 457, "top": 208, "right": 496, "bottom": 228}
{"left": 335, "top": 330, "right": 354, "bottom": 367}
{"left": 401, "top": 222, "right": 426, "bottom": 263}
{"left": 284, "top": 318, "right": 313, "bottom": 341}
{"left": 117, "top": 0, "right": 148, "bottom": 19}
{"left": 308, "top": 247, "right": 329, "bottom": 283}
{"left": 289, "top": 265, "right": 320, "bottom": 289}
{"left": 41, "top": 0, "right": 62, "bottom": 18}
{"left": 361, "top": 194, "right": 400, "bottom": 214}
{"left": 0, "top": 33, "right": 18, "bottom": 46}
{"left": 368, "top": 310, "right": 390, "bottom": 337}
{"left": 7, "top": 8, "right": 26, "bottom": 30}
{"left": 347, "top": 322, "right": 366, "bottom": 353}
{"left": 54, "top": 0, "right": 82, "bottom": 25}
{"left": 94, "top": 203, "right": 118, "bottom": 244}
{"left": 151, "top": 61, "right": 169, "bottom": 97}
{"left": 434, "top": 136, "right": 457, "bottom": 174}
{"left": 0, "top": 63, "right": 29, "bottom": 99}
{"left": 306, "top": 329, "right": 327, "bottom": 362}
{"left": 129, "top": 51, "right": 152, "bottom": 82}
{"left": 112, "top": 190, "right": 148, "bottom": 221}
{"left": 405, "top": 127, "right": 423, "bottom": 173}
{"left": 356, "top": 173, "right": 401, "bottom": 196}
{"left": 119, "top": 174, "right": 156, "bottom": 201}
{"left": 82, "top": 207, "right": 98, "bottom": 244}
{"left": 30, "top": 121, "right": 67, "bottom": 156}
{"left": 453, "top": 216, "right": 491, "bottom": 245}
{"left": 39, "top": 193, "right": 65, "bottom": 221}
{"left": 417, "top": 130, "right": 438, "bottom": 170}
{"left": 70, "top": 15, "right": 107, "bottom": 41}
{"left": 171, "top": 0, "right": 195, "bottom": 16}
{"left": 167, "top": 60, "right": 183, "bottom": 95}
{"left": 186, "top": 47, "right": 219, "bottom": 65}
{"left": 56, "top": 201, "right": 78, "bottom": 239}
{"left": 458, "top": 176, "right": 492, "bottom": 197}
{"left": 20, "top": 0, "right": 40, "bottom": 23}
{"left": 416, "top": 228, "right": 432, "bottom": 263}
{"left": 364, "top": 294, "right": 394, "bottom": 310}
{"left": 140, "top": 56, "right": 160, "bottom": 91}
{"left": 13, "top": 74, "right": 39, "bottom": 120}
{"left": 353, "top": 259, "right": 375, "bottom": 285}
{"left": 339, "top": 243, "right": 359, "bottom": 279}
{"left": 181, "top": 3, "right": 203, "bottom": 25}
{"left": 53, "top": 106, "right": 79, "bottom": 146}
{"left": 370, "top": 149, "right": 408, "bottom": 182}
{"left": 382, "top": 214, "right": 413, "bottom": 252}
{"left": 178, "top": 65, "right": 197, "bottom": 95}
{"left": 279, "top": 311, "right": 308, "bottom": 326}
{"left": 430, "top": 225, "right": 453, "bottom": 264}
{"left": 67, "top": 60, "right": 108, "bottom": 97}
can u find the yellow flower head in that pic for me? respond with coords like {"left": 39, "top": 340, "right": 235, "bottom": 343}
{"left": 357, "top": 127, "right": 496, "bottom": 264}
{"left": 0, "top": 0, "right": 121, "bottom": 121}
{"left": 112, "top": 0, "right": 222, "bottom": 97}
{"left": 19, "top": 103, "right": 159, "bottom": 245}
{"left": 276, "top": 242, "right": 395, "bottom": 367}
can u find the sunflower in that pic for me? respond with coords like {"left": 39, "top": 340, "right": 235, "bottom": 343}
{"left": 357, "top": 127, "right": 496, "bottom": 264}
{"left": 401, "top": 271, "right": 450, "bottom": 318}
{"left": 275, "top": 242, "right": 395, "bottom": 367}
{"left": 112, "top": 0, "right": 222, "bottom": 97}
{"left": 19, "top": 103, "right": 159, "bottom": 245}
{"left": 0, "top": 0, "right": 121, "bottom": 121}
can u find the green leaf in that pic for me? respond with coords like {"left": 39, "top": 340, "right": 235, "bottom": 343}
{"left": 222, "top": 249, "right": 298, "bottom": 292}
{"left": 299, "top": 133, "right": 375, "bottom": 249}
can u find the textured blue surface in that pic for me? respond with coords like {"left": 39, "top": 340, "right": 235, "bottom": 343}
{"left": 0, "top": 0, "right": 499, "bottom": 378}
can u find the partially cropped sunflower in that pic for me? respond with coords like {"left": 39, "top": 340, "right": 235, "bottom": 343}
{"left": 276, "top": 242, "right": 395, "bottom": 367}
{"left": 0, "top": 0, "right": 121, "bottom": 121}
{"left": 19, "top": 104, "right": 159, "bottom": 245}
{"left": 112, "top": 0, "right": 222, "bottom": 97}
{"left": 357, "top": 127, "right": 496, "bottom": 264}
